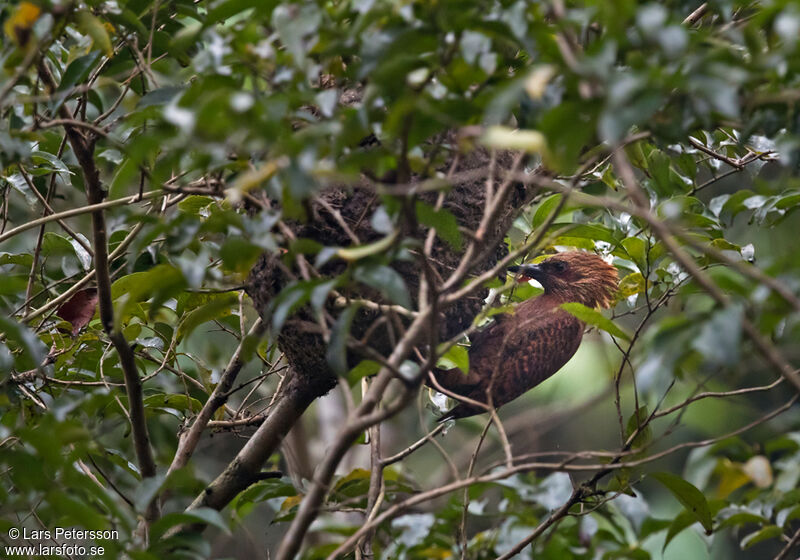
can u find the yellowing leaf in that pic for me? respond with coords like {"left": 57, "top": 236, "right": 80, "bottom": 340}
{"left": 280, "top": 494, "right": 303, "bottom": 511}
{"left": 715, "top": 458, "right": 749, "bottom": 499}
{"left": 336, "top": 231, "right": 398, "bottom": 262}
{"left": 76, "top": 10, "right": 113, "bottom": 56}
{"left": 743, "top": 455, "right": 773, "bottom": 488}
{"left": 4, "top": 2, "right": 41, "bottom": 46}
{"left": 482, "top": 125, "right": 548, "bottom": 155}
{"left": 525, "top": 65, "right": 556, "bottom": 99}
{"left": 417, "top": 547, "right": 452, "bottom": 559}
{"left": 226, "top": 160, "right": 283, "bottom": 202}
{"left": 334, "top": 468, "right": 371, "bottom": 487}
{"left": 617, "top": 272, "right": 645, "bottom": 298}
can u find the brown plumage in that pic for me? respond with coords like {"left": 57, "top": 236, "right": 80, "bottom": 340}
{"left": 433, "top": 251, "right": 619, "bottom": 420}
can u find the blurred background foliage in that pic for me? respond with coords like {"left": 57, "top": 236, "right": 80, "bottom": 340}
{"left": 1, "top": 0, "right": 800, "bottom": 558}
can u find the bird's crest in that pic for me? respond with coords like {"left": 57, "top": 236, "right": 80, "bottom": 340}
{"left": 514, "top": 251, "right": 618, "bottom": 308}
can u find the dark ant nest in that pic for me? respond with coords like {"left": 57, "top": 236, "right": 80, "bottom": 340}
{"left": 246, "top": 139, "right": 531, "bottom": 399}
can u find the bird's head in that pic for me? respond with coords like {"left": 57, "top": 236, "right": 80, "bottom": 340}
{"left": 508, "top": 251, "right": 619, "bottom": 308}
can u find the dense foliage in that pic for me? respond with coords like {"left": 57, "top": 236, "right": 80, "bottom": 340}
{"left": 2, "top": 0, "right": 800, "bottom": 558}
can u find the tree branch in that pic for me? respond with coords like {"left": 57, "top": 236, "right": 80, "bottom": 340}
{"left": 0, "top": 189, "right": 163, "bottom": 245}
{"left": 611, "top": 150, "right": 800, "bottom": 391}
{"left": 167, "top": 318, "right": 264, "bottom": 476}
{"left": 36, "top": 60, "right": 159, "bottom": 522}
{"left": 184, "top": 370, "right": 327, "bottom": 513}
{"left": 327, "top": 392, "right": 798, "bottom": 558}
{"left": 274, "top": 310, "right": 431, "bottom": 559}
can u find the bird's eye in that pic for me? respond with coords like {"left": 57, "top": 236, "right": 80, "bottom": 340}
{"left": 551, "top": 261, "right": 567, "bottom": 273}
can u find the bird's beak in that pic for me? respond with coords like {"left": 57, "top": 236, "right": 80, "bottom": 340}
{"left": 508, "top": 263, "right": 543, "bottom": 281}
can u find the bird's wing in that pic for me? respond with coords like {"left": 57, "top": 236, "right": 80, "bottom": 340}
{"left": 431, "top": 314, "right": 509, "bottom": 394}
{"left": 429, "top": 366, "right": 483, "bottom": 395}
{"left": 434, "top": 307, "right": 584, "bottom": 420}
{"left": 470, "top": 308, "right": 583, "bottom": 407}
{"left": 503, "top": 309, "right": 583, "bottom": 389}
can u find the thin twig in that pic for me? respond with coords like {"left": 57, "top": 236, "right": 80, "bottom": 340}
{"left": 611, "top": 150, "right": 800, "bottom": 391}
{"left": 17, "top": 164, "right": 94, "bottom": 256}
{"left": 380, "top": 424, "right": 445, "bottom": 467}
{"left": 0, "top": 189, "right": 163, "bottom": 245}
{"left": 774, "top": 525, "right": 800, "bottom": 560}
{"left": 327, "top": 393, "right": 798, "bottom": 559}
{"left": 683, "top": 3, "right": 709, "bottom": 26}
{"left": 167, "top": 319, "right": 265, "bottom": 476}
{"left": 37, "top": 60, "right": 159, "bottom": 523}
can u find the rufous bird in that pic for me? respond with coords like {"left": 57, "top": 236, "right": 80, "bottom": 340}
{"left": 433, "top": 251, "right": 618, "bottom": 420}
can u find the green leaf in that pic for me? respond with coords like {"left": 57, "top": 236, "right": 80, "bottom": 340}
{"left": 326, "top": 304, "right": 359, "bottom": 376}
{"left": 691, "top": 305, "right": 743, "bottom": 366}
{"left": 740, "top": 525, "right": 782, "bottom": 549}
{"left": 220, "top": 238, "right": 263, "bottom": 274}
{"left": 310, "top": 278, "right": 339, "bottom": 312}
{"left": 108, "top": 7, "right": 148, "bottom": 36}
{"left": 436, "top": 344, "right": 469, "bottom": 374}
{"left": 143, "top": 394, "right": 203, "bottom": 413}
{"left": 550, "top": 223, "right": 618, "bottom": 244}
{"left": 650, "top": 471, "right": 713, "bottom": 533}
{"left": 354, "top": 264, "right": 412, "bottom": 309}
{"left": 149, "top": 508, "right": 229, "bottom": 543}
{"left": 604, "top": 468, "right": 636, "bottom": 497}
{"left": 625, "top": 406, "right": 652, "bottom": 449}
{"left": 332, "top": 468, "right": 371, "bottom": 499}
{"left": 57, "top": 52, "right": 101, "bottom": 93}
{"left": 41, "top": 232, "right": 76, "bottom": 257}
{"left": 648, "top": 149, "right": 681, "bottom": 196}
{"left": 133, "top": 473, "right": 167, "bottom": 513}
{"left": 560, "top": 302, "right": 630, "bottom": 340}
{"left": 168, "top": 21, "right": 203, "bottom": 61}
{"left": 76, "top": 10, "right": 113, "bottom": 56}
{"left": 0, "top": 252, "right": 33, "bottom": 267}
{"left": 111, "top": 264, "right": 187, "bottom": 324}
{"left": 0, "top": 316, "right": 47, "bottom": 370}
{"left": 718, "top": 512, "right": 769, "bottom": 530}
{"left": 271, "top": 283, "right": 312, "bottom": 333}
{"left": 662, "top": 508, "right": 696, "bottom": 552}
{"left": 177, "top": 293, "right": 239, "bottom": 340}
{"left": 137, "top": 86, "right": 185, "bottom": 108}
{"left": 233, "top": 478, "right": 296, "bottom": 518}
{"left": 538, "top": 102, "right": 597, "bottom": 173}
{"left": 108, "top": 158, "right": 138, "bottom": 199}
{"left": 337, "top": 232, "right": 398, "bottom": 262}
{"left": 178, "top": 195, "right": 215, "bottom": 215}
{"left": 531, "top": 194, "right": 563, "bottom": 229}
{"left": 0, "top": 275, "right": 29, "bottom": 297}
{"left": 47, "top": 491, "right": 108, "bottom": 530}
{"left": 347, "top": 359, "right": 381, "bottom": 386}
{"left": 622, "top": 237, "right": 647, "bottom": 269}
{"left": 30, "top": 151, "right": 72, "bottom": 176}
{"left": 640, "top": 518, "right": 671, "bottom": 539}
{"left": 415, "top": 201, "right": 463, "bottom": 251}
{"left": 207, "top": 0, "right": 275, "bottom": 23}
{"left": 776, "top": 191, "right": 800, "bottom": 210}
